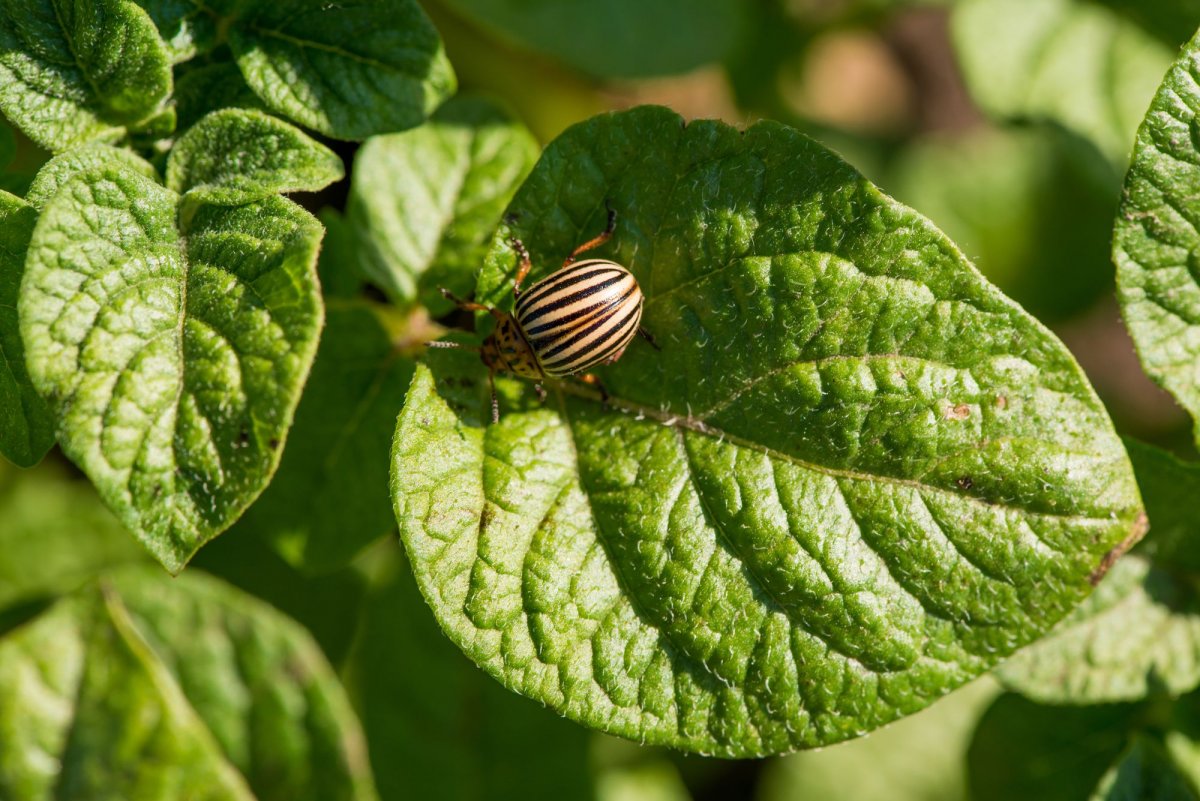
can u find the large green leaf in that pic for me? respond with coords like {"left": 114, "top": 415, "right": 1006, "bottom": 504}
{"left": 234, "top": 304, "right": 414, "bottom": 572}
{"left": 392, "top": 106, "right": 1144, "bottom": 756}
{"left": 0, "top": 591, "right": 254, "bottom": 800}
{"left": 20, "top": 165, "right": 324, "bottom": 572}
{"left": 440, "top": 0, "right": 743, "bottom": 78}
{"left": 166, "top": 108, "right": 344, "bottom": 206}
{"left": 0, "top": 0, "right": 172, "bottom": 152}
{"left": 346, "top": 95, "right": 538, "bottom": 310}
{"left": 1114, "top": 26, "right": 1200, "bottom": 446}
{"left": 0, "top": 567, "right": 377, "bottom": 801}
{"left": 229, "top": 0, "right": 456, "bottom": 140}
{"left": 952, "top": 0, "right": 1171, "bottom": 171}
{"left": 0, "top": 191, "right": 53, "bottom": 467}
{"left": 350, "top": 552, "right": 593, "bottom": 801}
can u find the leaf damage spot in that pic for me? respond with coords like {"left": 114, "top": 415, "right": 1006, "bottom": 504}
{"left": 943, "top": 402, "right": 971, "bottom": 421}
{"left": 1088, "top": 512, "right": 1149, "bottom": 586}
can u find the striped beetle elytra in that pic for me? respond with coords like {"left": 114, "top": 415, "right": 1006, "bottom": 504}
{"left": 434, "top": 206, "right": 658, "bottom": 422}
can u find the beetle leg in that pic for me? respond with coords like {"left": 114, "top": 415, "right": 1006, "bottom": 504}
{"left": 510, "top": 237, "right": 533, "bottom": 297}
{"left": 637, "top": 326, "right": 661, "bottom": 350}
{"left": 562, "top": 202, "right": 617, "bottom": 268}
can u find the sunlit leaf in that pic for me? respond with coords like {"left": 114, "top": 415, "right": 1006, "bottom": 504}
{"left": 166, "top": 108, "right": 343, "bottom": 206}
{"left": 1114, "top": 26, "right": 1200, "bottom": 446}
{"left": 20, "top": 164, "right": 324, "bottom": 572}
{"left": 393, "top": 106, "right": 1143, "bottom": 756}
{"left": 0, "top": 0, "right": 172, "bottom": 151}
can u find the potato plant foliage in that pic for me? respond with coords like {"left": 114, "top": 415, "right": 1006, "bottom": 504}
{"left": 2, "top": 0, "right": 1200, "bottom": 797}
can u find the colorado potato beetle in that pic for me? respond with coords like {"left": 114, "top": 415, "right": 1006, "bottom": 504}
{"left": 434, "top": 207, "right": 657, "bottom": 422}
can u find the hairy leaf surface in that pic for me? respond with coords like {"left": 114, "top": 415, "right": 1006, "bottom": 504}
{"left": 229, "top": 0, "right": 455, "bottom": 140}
{"left": 759, "top": 677, "right": 1000, "bottom": 801}
{"left": 167, "top": 109, "right": 344, "bottom": 206}
{"left": 0, "top": 192, "right": 53, "bottom": 467}
{"left": 25, "top": 144, "right": 157, "bottom": 209}
{"left": 392, "top": 106, "right": 1143, "bottom": 755}
{"left": 20, "top": 165, "right": 323, "bottom": 572}
{"left": 347, "top": 95, "right": 537, "bottom": 309}
{"left": 0, "top": 0, "right": 172, "bottom": 151}
{"left": 1115, "top": 27, "right": 1200, "bottom": 445}
{"left": 999, "top": 555, "right": 1200, "bottom": 702}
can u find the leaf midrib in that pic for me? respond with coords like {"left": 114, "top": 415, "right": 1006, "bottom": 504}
{"left": 548, "top": 380, "right": 1124, "bottom": 528}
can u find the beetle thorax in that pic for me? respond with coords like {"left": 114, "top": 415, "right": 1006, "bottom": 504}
{"left": 481, "top": 314, "right": 542, "bottom": 379}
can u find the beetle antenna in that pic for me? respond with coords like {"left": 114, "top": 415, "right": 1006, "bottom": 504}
{"left": 426, "top": 339, "right": 480, "bottom": 352}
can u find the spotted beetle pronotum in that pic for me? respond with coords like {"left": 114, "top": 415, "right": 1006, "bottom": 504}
{"left": 434, "top": 206, "right": 657, "bottom": 422}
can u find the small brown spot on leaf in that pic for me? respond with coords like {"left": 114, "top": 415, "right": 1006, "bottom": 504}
{"left": 956, "top": 476, "right": 974, "bottom": 490}
{"left": 1089, "top": 512, "right": 1149, "bottom": 585}
{"left": 995, "top": 395, "right": 1007, "bottom": 410}
{"left": 944, "top": 403, "right": 971, "bottom": 421}
{"left": 269, "top": 438, "right": 280, "bottom": 450}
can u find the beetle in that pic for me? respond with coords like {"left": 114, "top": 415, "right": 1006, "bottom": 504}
{"left": 433, "top": 206, "right": 657, "bottom": 422}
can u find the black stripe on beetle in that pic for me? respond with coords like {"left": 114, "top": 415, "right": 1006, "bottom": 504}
{"left": 435, "top": 208, "right": 657, "bottom": 423}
